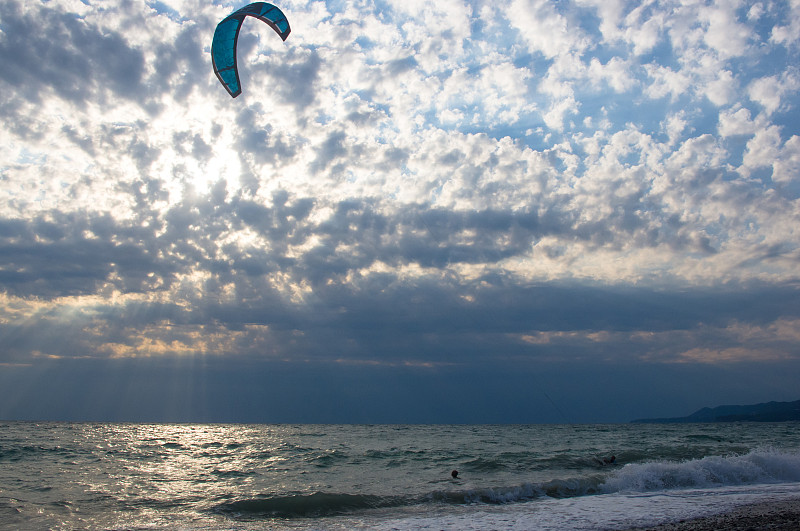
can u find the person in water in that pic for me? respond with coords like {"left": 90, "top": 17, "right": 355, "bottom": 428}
{"left": 451, "top": 470, "right": 459, "bottom": 479}
{"left": 595, "top": 455, "right": 616, "bottom": 465}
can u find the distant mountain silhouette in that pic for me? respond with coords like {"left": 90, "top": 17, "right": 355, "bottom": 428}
{"left": 631, "top": 399, "right": 800, "bottom": 423}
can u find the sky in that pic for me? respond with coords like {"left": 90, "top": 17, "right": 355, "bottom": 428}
{"left": 1, "top": 0, "right": 799, "bottom": 423}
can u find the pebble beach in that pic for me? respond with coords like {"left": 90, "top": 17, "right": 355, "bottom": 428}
{"left": 632, "top": 498, "right": 800, "bottom": 531}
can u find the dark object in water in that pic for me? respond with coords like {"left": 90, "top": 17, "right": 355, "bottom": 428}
{"left": 451, "top": 470, "right": 458, "bottom": 478}
{"left": 595, "top": 455, "right": 616, "bottom": 466}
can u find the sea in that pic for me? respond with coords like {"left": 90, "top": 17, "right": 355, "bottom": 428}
{"left": 2, "top": 422, "right": 800, "bottom": 530}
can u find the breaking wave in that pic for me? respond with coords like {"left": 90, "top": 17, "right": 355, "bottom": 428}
{"left": 601, "top": 447, "right": 800, "bottom": 493}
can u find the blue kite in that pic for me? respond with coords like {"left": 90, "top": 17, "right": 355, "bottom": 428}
{"left": 211, "top": 2, "right": 291, "bottom": 98}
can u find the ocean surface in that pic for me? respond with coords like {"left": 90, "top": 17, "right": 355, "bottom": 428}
{"left": 2, "top": 422, "right": 800, "bottom": 530}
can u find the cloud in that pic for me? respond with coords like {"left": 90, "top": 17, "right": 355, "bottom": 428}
{"left": 509, "top": 0, "right": 589, "bottom": 59}
{"left": 772, "top": 135, "right": 800, "bottom": 184}
{"left": 700, "top": 1, "right": 753, "bottom": 59}
{"left": 718, "top": 106, "right": 759, "bottom": 137}
{"left": 0, "top": 2, "right": 147, "bottom": 105}
{"left": 742, "top": 125, "right": 783, "bottom": 173}
{"left": 770, "top": 0, "right": 800, "bottom": 46}
{"left": 748, "top": 70, "right": 800, "bottom": 115}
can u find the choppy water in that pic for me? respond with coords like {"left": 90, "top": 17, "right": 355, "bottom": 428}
{"left": 1, "top": 422, "right": 799, "bottom": 529}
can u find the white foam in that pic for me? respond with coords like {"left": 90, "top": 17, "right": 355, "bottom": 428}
{"left": 601, "top": 448, "right": 800, "bottom": 493}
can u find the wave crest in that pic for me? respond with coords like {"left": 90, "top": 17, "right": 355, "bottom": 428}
{"left": 601, "top": 448, "right": 800, "bottom": 493}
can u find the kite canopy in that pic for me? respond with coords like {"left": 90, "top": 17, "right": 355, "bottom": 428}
{"left": 211, "top": 2, "right": 291, "bottom": 98}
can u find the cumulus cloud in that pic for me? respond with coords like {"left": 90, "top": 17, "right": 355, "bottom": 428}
{"left": 770, "top": 0, "right": 800, "bottom": 46}
{"left": 748, "top": 70, "right": 800, "bottom": 115}
{"left": 508, "top": 0, "right": 589, "bottom": 59}
{"left": 700, "top": 1, "right": 753, "bottom": 59}
{"left": 0, "top": 2, "right": 147, "bottom": 105}
{"left": 718, "top": 106, "right": 759, "bottom": 137}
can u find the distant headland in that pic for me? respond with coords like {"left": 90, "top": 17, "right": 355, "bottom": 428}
{"left": 631, "top": 399, "right": 800, "bottom": 423}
